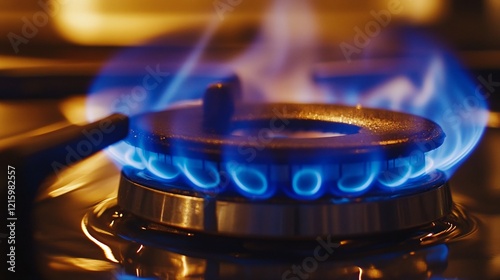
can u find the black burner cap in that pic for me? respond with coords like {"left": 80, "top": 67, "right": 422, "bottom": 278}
{"left": 126, "top": 103, "right": 445, "bottom": 164}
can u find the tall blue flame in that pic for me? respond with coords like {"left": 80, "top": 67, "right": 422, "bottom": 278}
{"left": 86, "top": 4, "right": 487, "bottom": 200}
{"left": 318, "top": 31, "right": 489, "bottom": 178}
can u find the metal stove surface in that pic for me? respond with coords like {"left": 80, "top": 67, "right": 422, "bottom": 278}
{"left": 33, "top": 130, "right": 500, "bottom": 280}
{"left": 1, "top": 97, "right": 496, "bottom": 279}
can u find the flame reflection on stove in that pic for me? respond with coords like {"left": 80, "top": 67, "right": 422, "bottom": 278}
{"left": 86, "top": 1, "right": 488, "bottom": 199}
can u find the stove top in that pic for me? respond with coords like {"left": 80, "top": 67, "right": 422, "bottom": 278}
{"left": 1, "top": 2, "right": 500, "bottom": 278}
{"left": 0, "top": 91, "right": 498, "bottom": 279}
{"left": 32, "top": 114, "right": 500, "bottom": 279}
{"left": 114, "top": 82, "right": 451, "bottom": 239}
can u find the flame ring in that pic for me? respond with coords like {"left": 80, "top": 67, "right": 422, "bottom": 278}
{"left": 118, "top": 169, "right": 452, "bottom": 238}
{"left": 121, "top": 103, "right": 444, "bottom": 199}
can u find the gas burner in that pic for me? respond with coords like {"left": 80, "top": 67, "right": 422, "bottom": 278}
{"left": 119, "top": 171, "right": 451, "bottom": 238}
{"left": 115, "top": 83, "right": 452, "bottom": 238}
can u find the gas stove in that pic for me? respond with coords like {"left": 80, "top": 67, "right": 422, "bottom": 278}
{"left": 116, "top": 86, "right": 452, "bottom": 238}
{"left": 1, "top": 72, "right": 496, "bottom": 280}
{"left": 1, "top": 1, "right": 500, "bottom": 280}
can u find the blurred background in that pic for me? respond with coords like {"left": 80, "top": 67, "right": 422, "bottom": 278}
{"left": 0, "top": 1, "right": 498, "bottom": 100}
{"left": 0, "top": 2, "right": 498, "bottom": 83}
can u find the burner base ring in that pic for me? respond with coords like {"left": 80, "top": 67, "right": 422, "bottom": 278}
{"left": 117, "top": 170, "right": 452, "bottom": 238}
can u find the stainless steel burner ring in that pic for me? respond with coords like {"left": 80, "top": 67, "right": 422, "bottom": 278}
{"left": 118, "top": 170, "right": 452, "bottom": 238}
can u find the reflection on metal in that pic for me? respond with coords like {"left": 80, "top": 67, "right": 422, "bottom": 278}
{"left": 37, "top": 153, "right": 119, "bottom": 201}
{"left": 81, "top": 215, "right": 119, "bottom": 263}
{"left": 117, "top": 170, "right": 453, "bottom": 238}
{"left": 47, "top": 256, "right": 116, "bottom": 272}
{"left": 81, "top": 197, "right": 471, "bottom": 279}
{"left": 48, "top": 181, "right": 86, "bottom": 198}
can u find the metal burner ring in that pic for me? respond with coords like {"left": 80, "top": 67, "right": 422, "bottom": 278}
{"left": 118, "top": 170, "right": 452, "bottom": 238}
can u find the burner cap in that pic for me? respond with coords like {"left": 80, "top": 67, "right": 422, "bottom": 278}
{"left": 127, "top": 103, "right": 445, "bottom": 164}
{"left": 120, "top": 85, "right": 446, "bottom": 201}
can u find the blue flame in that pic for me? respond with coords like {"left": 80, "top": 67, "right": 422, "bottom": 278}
{"left": 378, "top": 158, "right": 413, "bottom": 188}
{"left": 177, "top": 158, "right": 220, "bottom": 190}
{"left": 322, "top": 31, "right": 488, "bottom": 178}
{"left": 146, "top": 154, "right": 180, "bottom": 180}
{"left": 292, "top": 168, "right": 323, "bottom": 197}
{"left": 121, "top": 145, "right": 145, "bottom": 170}
{"left": 154, "top": 20, "right": 220, "bottom": 109}
{"left": 116, "top": 275, "right": 157, "bottom": 280}
{"left": 337, "top": 162, "right": 379, "bottom": 195}
{"left": 425, "top": 244, "right": 449, "bottom": 264}
{"left": 87, "top": 21, "right": 487, "bottom": 200}
{"left": 229, "top": 165, "right": 273, "bottom": 199}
